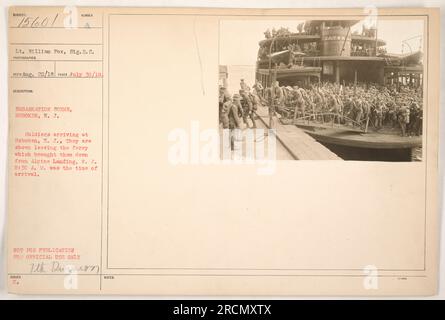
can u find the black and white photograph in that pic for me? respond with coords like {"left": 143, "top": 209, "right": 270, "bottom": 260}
{"left": 219, "top": 18, "right": 424, "bottom": 161}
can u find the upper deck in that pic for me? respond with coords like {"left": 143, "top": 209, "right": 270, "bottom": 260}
{"left": 258, "top": 20, "right": 387, "bottom": 61}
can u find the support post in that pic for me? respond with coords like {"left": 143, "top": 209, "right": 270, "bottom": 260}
{"left": 335, "top": 61, "right": 340, "bottom": 84}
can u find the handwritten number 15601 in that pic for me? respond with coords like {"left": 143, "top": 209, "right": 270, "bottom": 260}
{"left": 16, "top": 14, "right": 59, "bottom": 28}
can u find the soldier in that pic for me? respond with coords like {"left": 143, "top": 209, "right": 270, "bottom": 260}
{"left": 336, "top": 93, "right": 344, "bottom": 123}
{"left": 230, "top": 94, "right": 243, "bottom": 130}
{"left": 353, "top": 98, "right": 363, "bottom": 127}
{"left": 219, "top": 85, "right": 226, "bottom": 105}
{"left": 397, "top": 104, "right": 410, "bottom": 136}
{"left": 239, "top": 89, "right": 256, "bottom": 128}
{"left": 253, "top": 80, "right": 264, "bottom": 98}
{"left": 386, "top": 101, "right": 397, "bottom": 128}
{"left": 271, "top": 28, "right": 277, "bottom": 37}
{"left": 240, "top": 79, "right": 248, "bottom": 91}
{"left": 219, "top": 87, "right": 231, "bottom": 129}
{"left": 373, "top": 99, "right": 384, "bottom": 130}
{"left": 361, "top": 98, "right": 371, "bottom": 130}
{"left": 305, "top": 90, "right": 317, "bottom": 122}
{"left": 343, "top": 96, "right": 356, "bottom": 125}
{"left": 299, "top": 87, "right": 309, "bottom": 119}
{"left": 226, "top": 94, "right": 243, "bottom": 152}
{"left": 328, "top": 93, "right": 341, "bottom": 124}
{"left": 292, "top": 86, "right": 305, "bottom": 121}
{"left": 408, "top": 100, "right": 421, "bottom": 136}
{"left": 319, "top": 87, "right": 330, "bottom": 122}
{"left": 415, "top": 106, "right": 423, "bottom": 136}
{"left": 313, "top": 88, "right": 325, "bottom": 121}
{"left": 269, "top": 81, "right": 286, "bottom": 118}
{"left": 249, "top": 90, "right": 262, "bottom": 110}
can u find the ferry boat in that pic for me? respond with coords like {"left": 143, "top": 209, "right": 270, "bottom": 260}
{"left": 254, "top": 20, "right": 423, "bottom": 161}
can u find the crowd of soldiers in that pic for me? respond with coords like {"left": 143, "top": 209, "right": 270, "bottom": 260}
{"left": 219, "top": 79, "right": 263, "bottom": 131}
{"left": 219, "top": 79, "right": 423, "bottom": 137}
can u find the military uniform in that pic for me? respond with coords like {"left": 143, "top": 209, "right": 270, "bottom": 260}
{"left": 219, "top": 88, "right": 231, "bottom": 129}
{"left": 240, "top": 91, "right": 256, "bottom": 128}
{"left": 292, "top": 88, "right": 305, "bottom": 120}
{"left": 373, "top": 103, "right": 384, "bottom": 129}
{"left": 220, "top": 100, "right": 232, "bottom": 129}
{"left": 240, "top": 80, "right": 248, "bottom": 91}
{"left": 253, "top": 81, "right": 264, "bottom": 98}
{"left": 397, "top": 105, "right": 410, "bottom": 136}
{"left": 273, "top": 85, "right": 289, "bottom": 118}
{"left": 229, "top": 95, "right": 243, "bottom": 129}
{"left": 408, "top": 102, "right": 421, "bottom": 136}
{"left": 354, "top": 99, "right": 363, "bottom": 125}
{"left": 313, "top": 91, "right": 324, "bottom": 121}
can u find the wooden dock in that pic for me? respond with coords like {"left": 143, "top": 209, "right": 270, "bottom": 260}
{"left": 255, "top": 107, "right": 342, "bottom": 160}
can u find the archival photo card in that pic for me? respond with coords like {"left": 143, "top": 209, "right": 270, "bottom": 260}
{"left": 6, "top": 7, "right": 440, "bottom": 295}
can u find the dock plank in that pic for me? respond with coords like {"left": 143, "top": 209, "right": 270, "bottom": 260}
{"left": 255, "top": 107, "right": 342, "bottom": 160}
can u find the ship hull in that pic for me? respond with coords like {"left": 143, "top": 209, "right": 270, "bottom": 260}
{"left": 296, "top": 124, "right": 422, "bottom": 161}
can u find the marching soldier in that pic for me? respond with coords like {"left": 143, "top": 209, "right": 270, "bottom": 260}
{"left": 292, "top": 86, "right": 305, "bottom": 121}
{"left": 240, "top": 79, "right": 248, "bottom": 91}
{"left": 408, "top": 100, "right": 421, "bottom": 136}
{"left": 219, "top": 86, "right": 231, "bottom": 129}
{"left": 313, "top": 89, "right": 325, "bottom": 121}
{"left": 230, "top": 94, "right": 243, "bottom": 129}
{"left": 353, "top": 98, "right": 363, "bottom": 126}
{"left": 328, "top": 93, "right": 341, "bottom": 124}
{"left": 397, "top": 104, "right": 410, "bottom": 136}
{"left": 222, "top": 94, "right": 243, "bottom": 152}
{"left": 239, "top": 89, "right": 256, "bottom": 128}
{"left": 221, "top": 79, "right": 423, "bottom": 136}
{"left": 273, "top": 81, "right": 289, "bottom": 118}
{"left": 253, "top": 80, "right": 264, "bottom": 98}
{"left": 373, "top": 97, "right": 384, "bottom": 129}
